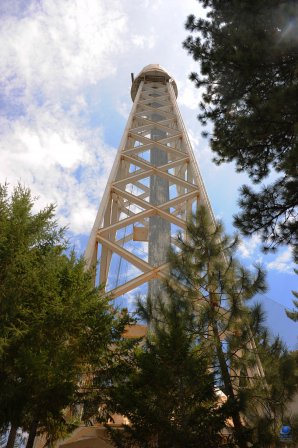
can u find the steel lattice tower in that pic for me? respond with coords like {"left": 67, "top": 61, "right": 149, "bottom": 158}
{"left": 84, "top": 63, "right": 265, "bottom": 380}
{"left": 85, "top": 64, "right": 215, "bottom": 303}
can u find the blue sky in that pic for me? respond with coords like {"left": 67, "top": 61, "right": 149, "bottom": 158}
{"left": 0, "top": 0, "right": 296, "bottom": 346}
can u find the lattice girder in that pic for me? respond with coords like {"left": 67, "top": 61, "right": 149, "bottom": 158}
{"left": 85, "top": 70, "right": 214, "bottom": 301}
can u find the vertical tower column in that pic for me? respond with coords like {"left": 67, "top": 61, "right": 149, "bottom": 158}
{"left": 148, "top": 124, "right": 170, "bottom": 300}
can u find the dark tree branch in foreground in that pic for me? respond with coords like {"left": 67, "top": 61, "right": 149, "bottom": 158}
{"left": 183, "top": 0, "right": 298, "bottom": 261}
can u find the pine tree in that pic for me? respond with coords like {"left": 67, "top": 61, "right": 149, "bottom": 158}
{"left": 104, "top": 293, "right": 230, "bottom": 448}
{"left": 183, "top": 0, "right": 298, "bottom": 260}
{"left": 96, "top": 206, "right": 297, "bottom": 447}
{"left": 286, "top": 295, "right": 298, "bottom": 321}
{"left": 166, "top": 206, "right": 268, "bottom": 447}
{"left": 0, "top": 184, "right": 130, "bottom": 447}
{"left": 286, "top": 291, "right": 298, "bottom": 322}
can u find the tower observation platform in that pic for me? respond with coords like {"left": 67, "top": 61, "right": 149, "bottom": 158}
{"left": 131, "top": 64, "right": 178, "bottom": 100}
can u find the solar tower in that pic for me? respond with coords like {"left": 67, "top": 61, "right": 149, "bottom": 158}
{"left": 85, "top": 64, "right": 214, "bottom": 304}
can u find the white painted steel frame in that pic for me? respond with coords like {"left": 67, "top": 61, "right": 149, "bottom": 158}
{"left": 85, "top": 78, "right": 207, "bottom": 298}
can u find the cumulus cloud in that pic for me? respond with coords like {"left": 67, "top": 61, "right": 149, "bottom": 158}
{"left": 0, "top": 102, "right": 116, "bottom": 234}
{"left": 0, "top": 0, "right": 128, "bottom": 102}
{"left": 267, "top": 248, "right": 295, "bottom": 274}
{"left": 238, "top": 234, "right": 262, "bottom": 259}
{"left": 0, "top": 0, "right": 129, "bottom": 234}
{"left": 178, "top": 79, "right": 201, "bottom": 110}
{"left": 131, "top": 33, "right": 156, "bottom": 50}
{"left": 116, "top": 101, "right": 131, "bottom": 120}
{"left": 238, "top": 235, "right": 295, "bottom": 275}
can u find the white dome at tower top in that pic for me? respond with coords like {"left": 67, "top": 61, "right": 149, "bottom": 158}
{"left": 131, "top": 64, "right": 178, "bottom": 101}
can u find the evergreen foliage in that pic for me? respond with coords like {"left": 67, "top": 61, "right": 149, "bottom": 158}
{"left": 166, "top": 206, "right": 298, "bottom": 446}
{"left": 105, "top": 293, "right": 230, "bottom": 448}
{"left": 183, "top": 0, "right": 298, "bottom": 260}
{"left": 92, "top": 206, "right": 298, "bottom": 447}
{"left": 167, "top": 206, "right": 268, "bottom": 447}
{"left": 0, "top": 184, "right": 130, "bottom": 447}
{"left": 249, "top": 336, "right": 298, "bottom": 446}
{"left": 286, "top": 268, "right": 298, "bottom": 321}
{"left": 286, "top": 296, "right": 298, "bottom": 321}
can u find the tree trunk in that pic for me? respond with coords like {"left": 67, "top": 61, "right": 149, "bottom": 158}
{"left": 6, "top": 425, "right": 17, "bottom": 448}
{"left": 26, "top": 420, "right": 39, "bottom": 448}
{"left": 212, "top": 322, "right": 249, "bottom": 448}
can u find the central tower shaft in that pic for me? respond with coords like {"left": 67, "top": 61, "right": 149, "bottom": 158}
{"left": 148, "top": 123, "right": 170, "bottom": 299}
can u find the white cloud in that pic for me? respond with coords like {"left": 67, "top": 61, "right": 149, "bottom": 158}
{"left": 238, "top": 234, "right": 262, "bottom": 259}
{"left": 131, "top": 33, "right": 156, "bottom": 50}
{"left": 178, "top": 79, "right": 201, "bottom": 110}
{"left": 267, "top": 248, "right": 295, "bottom": 274}
{"left": 0, "top": 0, "right": 128, "bottom": 235}
{"left": 0, "top": 102, "right": 116, "bottom": 234}
{"left": 116, "top": 100, "right": 131, "bottom": 120}
{"left": 187, "top": 127, "right": 200, "bottom": 149}
{"left": 0, "top": 0, "right": 128, "bottom": 102}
